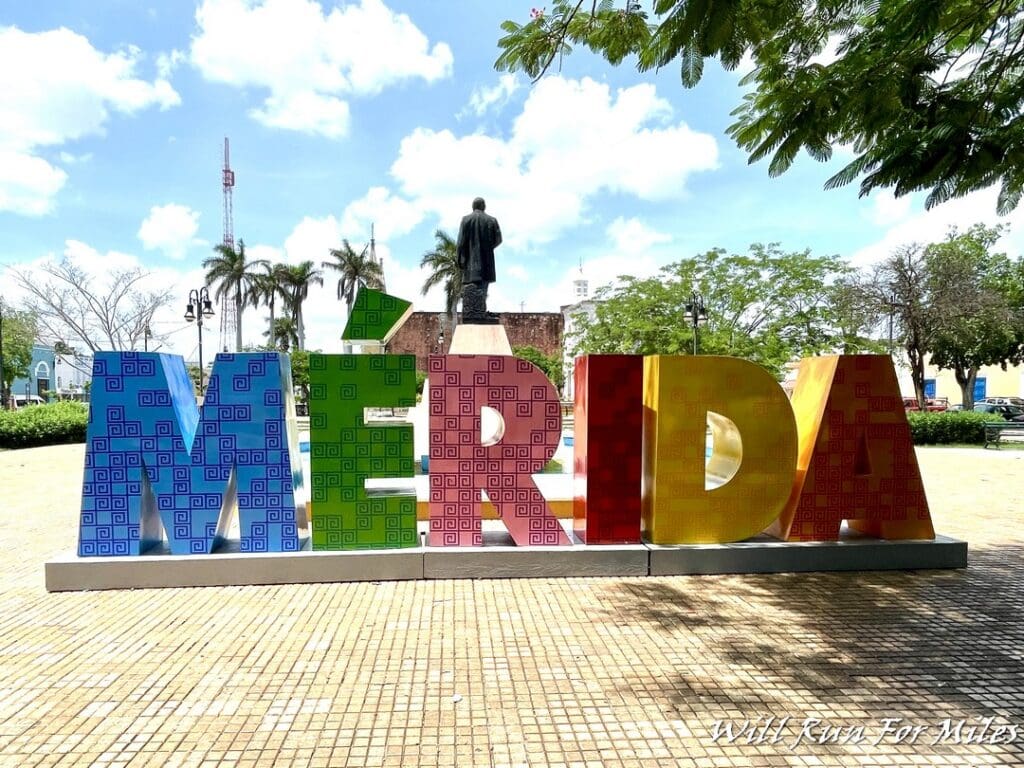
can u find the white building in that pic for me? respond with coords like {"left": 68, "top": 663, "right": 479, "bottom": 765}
{"left": 560, "top": 268, "right": 598, "bottom": 401}
{"left": 55, "top": 353, "right": 93, "bottom": 399}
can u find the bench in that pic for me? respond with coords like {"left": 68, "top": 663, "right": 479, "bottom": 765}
{"left": 983, "top": 422, "right": 1024, "bottom": 448}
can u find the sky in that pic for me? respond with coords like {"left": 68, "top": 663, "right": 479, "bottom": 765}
{"left": 2, "top": 0, "right": 1024, "bottom": 361}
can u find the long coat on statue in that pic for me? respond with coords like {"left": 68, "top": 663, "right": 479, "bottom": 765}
{"left": 456, "top": 209, "right": 502, "bottom": 285}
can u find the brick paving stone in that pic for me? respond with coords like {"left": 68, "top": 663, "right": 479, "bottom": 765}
{"left": 0, "top": 444, "right": 1023, "bottom": 766}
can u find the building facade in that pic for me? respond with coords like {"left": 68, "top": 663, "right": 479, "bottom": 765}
{"left": 11, "top": 344, "right": 55, "bottom": 402}
{"left": 387, "top": 312, "right": 564, "bottom": 371}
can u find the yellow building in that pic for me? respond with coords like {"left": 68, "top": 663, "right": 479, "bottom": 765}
{"left": 898, "top": 358, "right": 1024, "bottom": 404}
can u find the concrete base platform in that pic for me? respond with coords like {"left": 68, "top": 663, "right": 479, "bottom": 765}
{"left": 45, "top": 541, "right": 425, "bottom": 592}
{"left": 648, "top": 531, "right": 967, "bottom": 576}
{"left": 45, "top": 527, "right": 967, "bottom": 591}
{"left": 423, "top": 524, "right": 650, "bottom": 580}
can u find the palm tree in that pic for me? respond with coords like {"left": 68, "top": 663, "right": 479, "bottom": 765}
{"left": 420, "top": 229, "right": 462, "bottom": 333}
{"left": 250, "top": 262, "right": 289, "bottom": 345}
{"left": 279, "top": 260, "right": 323, "bottom": 350}
{"left": 264, "top": 316, "right": 299, "bottom": 352}
{"left": 203, "top": 239, "right": 267, "bottom": 352}
{"left": 323, "top": 239, "right": 384, "bottom": 353}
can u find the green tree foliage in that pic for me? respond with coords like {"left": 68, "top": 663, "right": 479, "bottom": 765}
{"left": 279, "top": 261, "right": 324, "bottom": 350}
{"left": 568, "top": 244, "right": 849, "bottom": 378}
{"left": 496, "top": 0, "right": 1024, "bottom": 212}
{"left": 323, "top": 239, "right": 383, "bottom": 353}
{"left": 0, "top": 401, "right": 88, "bottom": 448}
{"left": 289, "top": 349, "right": 310, "bottom": 404}
{"left": 250, "top": 262, "right": 290, "bottom": 345}
{"left": 420, "top": 230, "right": 463, "bottom": 333}
{"left": 264, "top": 316, "right": 300, "bottom": 352}
{"left": 513, "top": 345, "right": 566, "bottom": 391}
{"left": 1, "top": 303, "right": 37, "bottom": 405}
{"left": 925, "top": 224, "right": 1024, "bottom": 408}
{"left": 203, "top": 240, "right": 267, "bottom": 352}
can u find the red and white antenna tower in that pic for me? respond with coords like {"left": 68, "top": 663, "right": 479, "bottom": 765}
{"left": 219, "top": 137, "right": 238, "bottom": 353}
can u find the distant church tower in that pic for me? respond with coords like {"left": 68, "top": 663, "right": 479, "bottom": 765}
{"left": 572, "top": 258, "right": 589, "bottom": 300}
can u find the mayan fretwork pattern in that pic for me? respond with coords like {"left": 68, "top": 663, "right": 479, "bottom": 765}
{"left": 428, "top": 354, "right": 568, "bottom": 547}
{"left": 642, "top": 355, "right": 798, "bottom": 544}
{"left": 340, "top": 288, "right": 414, "bottom": 345}
{"left": 773, "top": 355, "right": 934, "bottom": 541}
{"left": 308, "top": 354, "right": 417, "bottom": 550}
{"left": 572, "top": 355, "right": 643, "bottom": 544}
{"left": 78, "top": 352, "right": 306, "bottom": 556}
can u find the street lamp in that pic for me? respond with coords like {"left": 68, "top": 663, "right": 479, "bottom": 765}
{"left": 184, "top": 287, "right": 215, "bottom": 395}
{"left": 682, "top": 291, "right": 708, "bottom": 355}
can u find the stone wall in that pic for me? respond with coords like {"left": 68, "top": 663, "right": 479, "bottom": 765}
{"left": 388, "top": 312, "right": 564, "bottom": 370}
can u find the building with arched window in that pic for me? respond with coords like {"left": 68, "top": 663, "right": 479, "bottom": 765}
{"left": 10, "top": 344, "right": 56, "bottom": 404}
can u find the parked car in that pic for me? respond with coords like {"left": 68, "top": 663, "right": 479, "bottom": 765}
{"left": 903, "top": 396, "right": 949, "bottom": 412}
{"left": 973, "top": 403, "right": 1024, "bottom": 422}
{"left": 979, "top": 396, "right": 1024, "bottom": 407}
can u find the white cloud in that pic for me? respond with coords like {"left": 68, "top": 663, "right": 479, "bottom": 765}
{"left": 0, "top": 151, "right": 68, "bottom": 216}
{"left": 190, "top": 0, "right": 453, "bottom": 138}
{"left": 850, "top": 187, "right": 1024, "bottom": 267}
{"left": 458, "top": 74, "right": 520, "bottom": 119}
{"left": 505, "top": 264, "right": 528, "bottom": 281}
{"left": 156, "top": 49, "right": 185, "bottom": 79}
{"left": 339, "top": 186, "right": 425, "bottom": 242}
{"left": 0, "top": 25, "right": 180, "bottom": 216}
{"left": 867, "top": 192, "right": 914, "bottom": 227}
{"left": 138, "top": 204, "right": 205, "bottom": 260}
{"left": 607, "top": 216, "right": 672, "bottom": 254}
{"left": 386, "top": 76, "right": 718, "bottom": 249}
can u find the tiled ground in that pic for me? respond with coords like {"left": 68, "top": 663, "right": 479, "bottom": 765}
{"left": 1, "top": 444, "right": 1023, "bottom": 767}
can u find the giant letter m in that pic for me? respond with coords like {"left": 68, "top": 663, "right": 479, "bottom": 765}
{"left": 78, "top": 352, "right": 307, "bottom": 556}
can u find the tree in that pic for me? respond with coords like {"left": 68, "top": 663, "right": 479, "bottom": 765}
{"left": 864, "top": 244, "right": 935, "bottom": 409}
{"left": 289, "top": 349, "right": 311, "bottom": 405}
{"left": 420, "top": 229, "right": 463, "bottom": 334}
{"left": 203, "top": 240, "right": 267, "bottom": 352}
{"left": 569, "top": 244, "right": 849, "bottom": 378}
{"left": 513, "top": 345, "right": 565, "bottom": 391}
{"left": 0, "top": 302, "right": 37, "bottom": 407}
{"left": 251, "top": 262, "right": 290, "bottom": 344}
{"left": 322, "top": 240, "right": 383, "bottom": 354}
{"left": 264, "top": 316, "right": 299, "bottom": 352}
{"left": 279, "top": 261, "right": 324, "bottom": 350}
{"left": 12, "top": 258, "right": 172, "bottom": 355}
{"left": 826, "top": 277, "right": 889, "bottom": 355}
{"left": 496, "top": 0, "right": 1024, "bottom": 212}
{"left": 925, "top": 225, "right": 1023, "bottom": 408}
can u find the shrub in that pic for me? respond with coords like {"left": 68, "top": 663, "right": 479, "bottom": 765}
{"left": 906, "top": 411, "right": 991, "bottom": 445}
{"left": 0, "top": 401, "right": 89, "bottom": 449}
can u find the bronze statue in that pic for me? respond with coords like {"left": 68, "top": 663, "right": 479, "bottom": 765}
{"left": 457, "top": 197, "right": 502, "bottom": 324}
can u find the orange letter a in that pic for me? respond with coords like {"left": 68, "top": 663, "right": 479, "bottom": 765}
{"left": 771, "top": 355, "right": 934, "bottom": 541}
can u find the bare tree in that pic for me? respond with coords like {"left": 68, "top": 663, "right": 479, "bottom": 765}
{"left": 864, "top": 245, "right": 935, "bottom": 409}
{"left": 12, "top": 259, "right": 173, "bottom": 358}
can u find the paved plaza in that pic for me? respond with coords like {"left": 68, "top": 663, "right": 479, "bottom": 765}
{"left": 0, "top": 444, "right": 1023, "bottom": 767}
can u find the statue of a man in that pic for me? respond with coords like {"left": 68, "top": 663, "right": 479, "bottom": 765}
{"left": 457, "top": 197, "right": 502, "bottom": 323}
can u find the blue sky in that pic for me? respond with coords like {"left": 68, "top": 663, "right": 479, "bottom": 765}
{"left": 2, "top": 0, "right": 1023, "bottom": 359}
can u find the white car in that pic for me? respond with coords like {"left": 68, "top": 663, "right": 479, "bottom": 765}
{"left": 11, "top": 394, "right": 46, "bottom": 408}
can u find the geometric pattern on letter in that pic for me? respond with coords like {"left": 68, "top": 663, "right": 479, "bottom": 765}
{"left": 427, "top": 354, "right": 568, "bottom": 547}
{"left": 573, "top": 355, "right": 642, "bottom": 544}
{"left": 641, "top": 355, "right": 798, "bottom": 544}
{"left": 340, "top": 287, "right": 414, "bottom": 345}
{"left": 308, "top": 354, "right": 417, "bottom": 550}
{"left": 772, "top": 354, "right": 934, "bottom": 541}
{"left": 78, "top": 351, "right": 306, "bottom": 556}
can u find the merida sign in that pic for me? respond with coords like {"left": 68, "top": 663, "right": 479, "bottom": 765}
{"left": 77, "top": 349, "right": 934, "bottom": 558}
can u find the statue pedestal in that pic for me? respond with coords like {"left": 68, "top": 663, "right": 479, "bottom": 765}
{"left": 448, "top": 323, "right": 512, "bottom": 356}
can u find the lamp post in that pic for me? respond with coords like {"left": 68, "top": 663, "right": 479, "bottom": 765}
{"left": 682, "top": 291, "right": 708, "bottom": 355}
{"left": 144, "top": 324, "right": 152, "bottom": 352}
{"left": 184, "top": 287, "right": 215, "bottom": 396}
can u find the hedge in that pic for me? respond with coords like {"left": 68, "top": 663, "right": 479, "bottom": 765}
{"left": 0, "top": 401, "right": 89, "bottom": 449}
{"left": 905, "top": 411, "right": 992, "bottom": 445}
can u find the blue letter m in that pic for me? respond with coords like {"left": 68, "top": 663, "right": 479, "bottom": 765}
{"left": 78, "top": 352, "right": 307, "bottom": 556}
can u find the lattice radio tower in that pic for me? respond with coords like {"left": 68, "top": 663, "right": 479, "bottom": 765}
{"left": 219, "top": 137, "right": 237, "bottom": 353}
